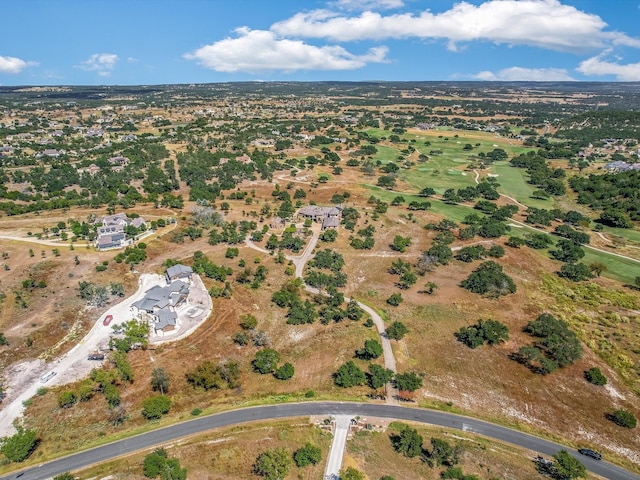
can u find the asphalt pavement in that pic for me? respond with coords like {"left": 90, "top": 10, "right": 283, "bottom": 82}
{"left": 2, "top": 402, "right": 638, "bottom": 480}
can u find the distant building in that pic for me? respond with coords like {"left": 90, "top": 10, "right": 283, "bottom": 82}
{"left": 298, "top": 205, "right": 342, "bottom": 230}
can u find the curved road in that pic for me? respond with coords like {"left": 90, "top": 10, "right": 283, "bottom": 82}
{"left": 3, "top": 402, "right": 638, "bottom": 480}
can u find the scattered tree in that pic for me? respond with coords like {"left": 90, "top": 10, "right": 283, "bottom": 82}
{"left": 552, "top": 450, "right": 586, "bottom": 480}
{"left": 609, "top": 409, "right": 637, "bottom": 429}
{"left": 584, "top": 367, "right": 607, "bottom": 386}
{"left": 254, "top": 448, "right": 292, "bottom": 480}
{"left": 293, "top": 443, "right": 322, "bottom": 467}
{"left": 334, "top": 361, "right": 366, "bottom": 387}
{"left": 386, "top": 321, "right": 408, "bottom": 340}
{"left": 149, "top": 368, "right": 170, "bottom": 395}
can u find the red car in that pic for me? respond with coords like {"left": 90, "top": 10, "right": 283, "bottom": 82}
{"left": 103, "top": 314, "right": 113, "bottom": 326}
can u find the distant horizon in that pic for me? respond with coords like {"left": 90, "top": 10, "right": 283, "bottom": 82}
{"left": 3, "top": 79, "right": 640, "bottom": 89}
{"left": 1, "top": 1, "right": 640, "bottom": 86}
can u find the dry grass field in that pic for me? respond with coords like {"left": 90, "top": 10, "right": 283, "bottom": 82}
{"left": 1, "top": 163, "right": 639, "bottom": 475}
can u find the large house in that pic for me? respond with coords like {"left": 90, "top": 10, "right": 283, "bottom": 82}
{"left": 131, "top": 272, "right": 190, "bottom": 334}
{"left": 298, "top": 205, "right": 342, "bottom": 230}
{"left": 95, "top": 213, "right": 147, "bottom": 250}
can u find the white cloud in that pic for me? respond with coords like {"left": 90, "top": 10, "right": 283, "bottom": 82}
{"left": 184, "top": 28, "right": 388, "bottom": 73}
{"left": 475, "top": 66, "right": 575, "bottom": 81}
{"left": 272, "top": 0, "right": 640, "bottom": 52}
{"left": 77, "top": 53, "right": 118, "bottom": 76}
{"left": 577, "top": 54, "right": 640, "bottom": 81}
{"left": 332, "top": 0, "right": 404, "bottom": 10}
{"left": 0, "top": 55, "right": 37, "bottom": 74}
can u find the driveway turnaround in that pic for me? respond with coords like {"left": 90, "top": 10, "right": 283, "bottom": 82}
{"left": 2, "top": 402, "right": 638, "bottom": 480}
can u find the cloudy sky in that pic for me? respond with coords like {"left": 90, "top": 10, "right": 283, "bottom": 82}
{"left": 1, "top": 0, "right": 640, "bottom": 85}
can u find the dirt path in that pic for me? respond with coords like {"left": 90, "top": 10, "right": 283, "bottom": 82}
{"left": 0, "top": 234, "right": 90, "bottom": 247}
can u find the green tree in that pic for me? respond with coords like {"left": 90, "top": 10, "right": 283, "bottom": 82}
{"left": 558, "top": 263, "right": 593, "bottom": 282}
{"left": 395, "top": 372, "right": 423, "bottom": 392}
{"left": 584, "top": 367, "right": 607, "bottom": 386}
{"left": 141, "top": 395, "right": 172, "bottom": 420}
{"left": 368, "top": 364, "right": 394, "bottom": 390}
{"left": 341, "top": 466, "right": 365, "bottom": 480}
{"left": 391, "top": 425, "right": 423, "bottom": 457}
{"left": 609, "top": 409, "right": 637, "bottom": 428}
{"left": 390, "top": 235, "right": 411, "bottom": 253}
{"left": 346, "top": 299, "right": 364, "bottom": 321}
{"left": 386, "top": 321, "right": 408, "bottom": 340}
{"left": 356, "top": 339, "right": 383, "bottom": 360}
{"left": 387, "top": 293, "right": 403, "bottom": 306}
{"left": 253, "top": 349, "right": 281, "bottom": 374}
{"left": 460, "top": 261, "right": 516, "bottom": 297}
{"left": 334, "top": 360, "right": 366, "bottom": 387}
{"left": 293, "top": 443, "right": 322, "bottom": 467}
{"left": 426, "top": 437, "right": 460, "bottom": 468}
{"left": 144, "top": 448, "right": 168, "bottom": 478}
{"left": 151, "top": 367, "right": 171, "bottom": 395}
{"left": 455, "top": 319, "right": 509, "bottom": 348}
{"left": 254, "top": 448, "right": 292, "bottom": 480}
{"left": 0, "top": 427, "right": 39, "bottom": 462}
{"left": 274, "top": 363, "right": 295, "bottom": 381}
{"left": 552, "top": 450, "right": 586, "bottom": 480}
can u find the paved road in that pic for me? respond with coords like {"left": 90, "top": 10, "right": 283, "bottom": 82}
{"left": 2, "top": 402, "right": 638, "bottom": 480}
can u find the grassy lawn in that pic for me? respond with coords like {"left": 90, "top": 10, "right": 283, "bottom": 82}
{"left": 602, "top": 225, "right": 640, "bottom": 244}
{"left": 582, "top": 248, "right": 640, "bottom": 284}
{"left": 490, "top": 161, "right": 554, "bottom": 209}
{"left": 501, "top": 222, "right": 640, "bottom": 284}
{"left": 363, "top": 185, "right": 475, "bottom": 223}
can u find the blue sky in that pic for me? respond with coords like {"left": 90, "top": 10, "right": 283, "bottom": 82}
{"left": 1, "top": 0, "right": 640, "bottom": 85}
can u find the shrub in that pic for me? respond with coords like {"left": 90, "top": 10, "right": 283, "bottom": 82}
{"left": 0, "top": 428, "right": 39, "bottom": 462}
{"left": 58, "top": 390, "right": 77, "bottom": 408}
{"left": 141, "top": 395, "right": 172, "bottom": 420}
{"left": 585, "top": 367, "right": 607, "bottom": 386}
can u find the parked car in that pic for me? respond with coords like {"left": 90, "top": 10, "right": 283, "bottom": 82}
{"left": 103, "top": 314, "right": 113, "bottom": 326}
{"left": 40, "top": 370, "right": 57, "bottom": 383}
{"left": 87, "top": 352, "right": 105, "bottom": 361}
{"left": 578, "top": 449, "right": 602, "bottom": 461}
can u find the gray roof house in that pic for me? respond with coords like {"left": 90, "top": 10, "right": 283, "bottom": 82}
{"left": 95, "top": 213, "right": 147, "bottom": 250}
{"left": 131, "top": 279, "right": 190, "bottom": 333}
{"left": 299, "top": 205, "right": 342, "bottom": 229}
{"left": 166, "top": 264, "right": 193, "bottom": 283}
{"left": 96, "top": 232, "right": 126, "bottom": 250}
